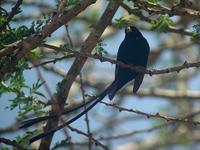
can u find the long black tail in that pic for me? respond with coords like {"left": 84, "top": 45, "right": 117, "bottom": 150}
{"left": 29, "top": 81, "right": 115, "bottom": 143}
{"left": 29, "top": 83, "right": 113, "bottom": 143}
{"left": 20, "top": 95, "right": 98, "bottom": 128}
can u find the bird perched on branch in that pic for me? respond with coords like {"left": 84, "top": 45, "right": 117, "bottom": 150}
{"left": 20, "top": 26, "right": 150, "bottom": 143}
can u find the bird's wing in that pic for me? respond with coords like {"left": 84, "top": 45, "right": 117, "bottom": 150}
{"left": 133, "top": 73, "right": 144, "bottom": 93}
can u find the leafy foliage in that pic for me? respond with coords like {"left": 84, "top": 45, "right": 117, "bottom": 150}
{"left": 0, "top": 147, "right": 10, "bottom": 150}
{"left": 151, "top": 15, "right": 176, "bottom": 32}
{"left": 0, "top": 5, "right": 32, "bottom": 47}
{"left": 0, "top": 25, "right": 33, "bottom": 47}
{"left": 1, "top": 58, "right": 45, "bottom": 118}
{"left": 0, "top": 15, "right": 6, "bottom": 26}
{"left": 0, "top": 8, "right": 45, "bottom": 47}
{"left": 192, "top": 24, "right": 200, "bottom": 40}
{"left": 16, "top": 130, "right": 38, "bottom": 148}
{"left": 52, "top": 140, "right": 69, "bottom": 149}
{"left": 147, "top": 0, "right": 161, "bottom": 4}
{"left": 0, "top": 4, "right": 46, "bottom": 119}
{"left": 2, "top": 79, "right": 46, "bottom": 118}
{"left": 93, "top": 40, "right": 108, "bottom": 55}
{"left": 115, "top": 17, "right": 135, "bottom": 29}
{"left": 67, "top": 0, "right": 80, "bottom": 6}
{"left": 30, "top": 19, "right": 45, "bottom": 33}
{"left": 58, "top": 44, "right": 70, "bottom": 55}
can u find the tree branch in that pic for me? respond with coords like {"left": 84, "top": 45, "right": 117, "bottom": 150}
{"left": 101, "top": 101, "right": 200, "bottom": 125}
{"left": 0, "top": 137, "right": 26, "bottom": 150}
{"left": 41, "top": 43, "right": 200, "bottom": 76}
{"left": 68, "top": 125, "right": 109, "bottom": 150}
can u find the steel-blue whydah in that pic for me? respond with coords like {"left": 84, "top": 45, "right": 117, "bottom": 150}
{"left": 20, "top": 26, "right": 150, "bottom": 143}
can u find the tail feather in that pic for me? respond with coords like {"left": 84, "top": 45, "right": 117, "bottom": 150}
{"left": 133, "top": 74, "right": 144, "bottom": 94}
{"left": 29, "top": 84, "right": 113, "bottom": 143}
{"left": 20, "top": 95, "right": 98, "bottom": 128}
{"left": 20, "top": 116, "right": 55, "bottom": 128}
{"left": 108, "top": 86, "right": 118, "bottom": 100}
{"left": 107, "top": 79, "right": 128, "bottom": 100}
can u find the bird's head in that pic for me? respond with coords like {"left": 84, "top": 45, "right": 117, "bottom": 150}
{"left": 125, "top": 26, "right": 142, "bottom": 38}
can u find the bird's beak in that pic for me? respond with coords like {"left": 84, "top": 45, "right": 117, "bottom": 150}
{"left": 125, "top": 27, "right": 132, "bottom": 33}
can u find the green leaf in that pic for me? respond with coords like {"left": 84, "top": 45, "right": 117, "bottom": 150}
{"left": 151, "top": 15, "right": 176, "bottom": 32}
{"left": 67, "top": 0, "right": 79, "bottom": 6}
{"left": 16, "top": 130, "right": 38, "bottom": 148}
{"left": 0, "top": 15, "right": 6, "bottom": 26}
{"left": 93, "top": 40, "right": 108, "bottom": 55}
{"left": 30, "top": 49, "right": 42, "bottom": 59}
{"left": 33, "top": 91, "right": 46, "bottom": 98}
{"left": 0, "top": 25, "right": 33, "bottom": 46}
{"left": 192, "top": 24, "right": 200, "bottom": 40}
{"left": 0, "top": 147, "right": 10, "bottom": 150}
{"left": 147, "top": 0, "right": 161, "bottom": 4}
{"left": 4, "top": 78, "right": 46, "bottom": 118}
{"left": 53, "top": 139, "right": 68, "bottom": 149}
{"left": 115, "top": 17, "right": 135, "bottom": 29}
{"left": 30, "top": 79, "right": 45, "bottom": 95}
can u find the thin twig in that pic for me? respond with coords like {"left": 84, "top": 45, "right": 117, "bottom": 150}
{"left": 99, "top": 123, "right": 170, "bottom": 141}
{"left": 101, "top": 101, "right": 200, "bottom": 125}
{"left": 68, "top": 125, "right": 109, "bottom": 150}
{"left": 65, "top": 24, "right": 74, "bottom": 48}
{"left": 31, "top": 54, "right": 75, "bottom": 68}
{"left": 80, "top": 73, "right": 92, "bottom": 150}
{"left": 29, "top": 58, "right": 53, "bottom": 99}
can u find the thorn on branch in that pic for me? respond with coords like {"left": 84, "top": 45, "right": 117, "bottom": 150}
{"left": 183, "top": 60, "right": 189, "bottom": 68}
{"left": 149, "top": 70, "right": 153, "bottom": 76}
{"left": 156, "top": 112, "right": 160, "bottom": 116}
{"left": 166, "top": 69, "right": 170, "bottom": 73}
{"left": 176, "top": 69, "right": 180, "bottom": 73}
{"left": 165, "top": 118, "right": 171, "bottom": 122}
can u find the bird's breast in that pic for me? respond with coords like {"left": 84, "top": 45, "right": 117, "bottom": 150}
{"left": 117, "top": 37, "right": 149, "bottom": 66}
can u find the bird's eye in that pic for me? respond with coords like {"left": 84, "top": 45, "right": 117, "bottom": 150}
{"left": 125, "top": 27, "right": 132, "bottom": 33}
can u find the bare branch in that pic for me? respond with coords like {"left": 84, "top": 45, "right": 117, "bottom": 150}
{"left": 42, "top": 44, "right": 200, "bottom": 76}
{"left": 101, "top": 101, "right": 200, "bottom": 125}
{"left": 137, "top": 88, "right": 200, "bottom": 100}
{"left": 68, "top": 125, "right": 109, "bottom": 150}
{"left": 99, "top": 123, "right": 169, "bottom": 141}
{"left": 80, "top": 73, "right": 92, "bottom": 150}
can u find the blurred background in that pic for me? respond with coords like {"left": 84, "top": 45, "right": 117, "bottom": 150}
{"left": 1, "top": 0, "right": 200, "bottom": 149}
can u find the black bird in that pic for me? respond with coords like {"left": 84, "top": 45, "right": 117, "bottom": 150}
{"left": 21, "top": 26, "right": 150, "bottom": 143}
{"left": 107, "top": 26, "right": 150, "bottom": 99}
